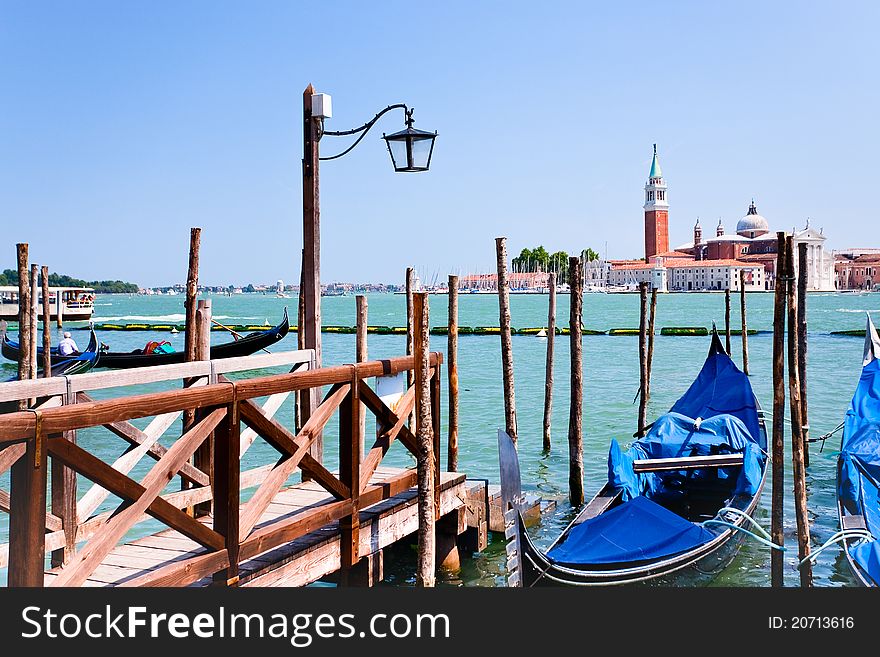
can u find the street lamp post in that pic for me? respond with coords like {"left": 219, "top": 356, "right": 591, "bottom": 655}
{"left": 300, "top": 83, "right": 437, "bottom": 463}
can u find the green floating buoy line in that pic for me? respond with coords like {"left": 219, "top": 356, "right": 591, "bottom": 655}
{"left": 74, "top": 323, "right": 770, "bottom": 336}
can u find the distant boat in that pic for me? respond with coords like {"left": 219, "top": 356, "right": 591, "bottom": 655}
{"left": 322, "top": 288, "right": 345, "bottom": 297}
{"left": 536, "top": 328, "right": 547, "bottom": 338}
{"left": 0, "top": 285, "right": 95, "bottom": 322}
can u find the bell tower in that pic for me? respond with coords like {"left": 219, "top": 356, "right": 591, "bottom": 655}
{"left": 644, "top": 144, "right": 669, "bottom": 259}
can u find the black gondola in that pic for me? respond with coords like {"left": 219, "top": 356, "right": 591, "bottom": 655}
{"left": 2, "top": 308, "right": 289, "bottom": 369}
{"left": 499, "top": 330, "right": 768, "bottom": 586}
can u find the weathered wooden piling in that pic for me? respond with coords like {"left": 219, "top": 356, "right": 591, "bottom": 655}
{"left": 296, "top": 248, "right": 306, "bottom": 433}
{"left": 406, "top": 266, "right": 415, "bottom": 429}
{"left": 770, "top": 232, "right": 787, "bottom": 587}
{"left": 725, "top": 289, "right": 732, "bottom": 355}
{"left": 183, "top": 227, "right": 201, "bottom": 436}
{"left": 496, "top": 237, "right": 517, "bottom": 443}
{"left": 193, "top": 299, "right": 212, "bottom": 517}
{"left": 447, "top": 275, "right": 459, "bottom": 472}
{"left": 797, "top": 242, "right": 810, "bottom": 467}
{"left": 55, "top": 283, "right": 63, "bottom": 328}
{"left": 16, "top": 244, "right": 31, "bottom": 387}
{"left": 543, "top": 272, "right": 557, "bottom": 452}
{"left": 740, "top": 269, "right": 750, "bottom": 375}
{"left": 646, "top": 287, "right": 657, "bottom": 401}
{"left": 413, "top": 292, "right": 436, "bottom": 587}
{"left": 41, "top": 266, "right": 51, "bottom": 376}
{"left": 356, "top": 294, "right": 368, "bottom": 455}
{"left": 29, "top": 264, "right": 39, "bottom": 380}
{"left": 568, "top": 257, "right": 584, "bottom": 506}
{"left": 786, "top": 237, "right": 812, "bottom": 587}
{"left": 637, "top": 282, "right": 648, "bottom": 438}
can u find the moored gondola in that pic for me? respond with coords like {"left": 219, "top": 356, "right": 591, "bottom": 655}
{"left": 1, "top": 308, "right": 289, "bottom": 369}
{"left": 500, "top": 330, "right": 768, "bottom": 586}
{"left": 836, "top": 315, "right": 880, "bottom": 587}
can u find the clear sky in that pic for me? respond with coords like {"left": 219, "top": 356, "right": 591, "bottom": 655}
{"left": 2, "top": 1, "right": 878, "bottom": 286}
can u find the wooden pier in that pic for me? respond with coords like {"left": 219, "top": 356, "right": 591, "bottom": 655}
{"left": 0, "top": 349, "right": 486, "bottom": 587}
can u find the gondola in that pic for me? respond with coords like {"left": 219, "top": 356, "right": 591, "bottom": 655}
{"left": 499, "top": 329, "right": 768, "bottom": 586}
{"left": 2, "top": 308, "right": 289, "bottom": 369}
{"left": 836, "top": 315, "right": 880, "bottom": 587}
{"left": 1, "top": 329, "right": 100, "bottom": 412}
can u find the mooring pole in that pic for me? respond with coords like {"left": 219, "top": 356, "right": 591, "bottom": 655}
{"left": 406, "top": 266, "right": 415, "bottom": 429}
{"left": 725, "top": 288, "right": 732, "bottom": 355}
{"left": 447, "top": 275, "right": 459, "bottom": 472}
{"left": 568, "top": 257, "right": 584, "bottom": 506}
{"left": 797, "top": 242, "right": 810, "bottom": 467}
{"left": 356, "top": 294, "right": 368, "bottom": 457}
{"left": 296, "top": 248, "right": 306, "bottom": 433}
{"left": 413, "top": 292, "right": 435, "bottom": 587}
{"left": 646, "top": 286, "right": 657, "bottom": 402}
{"left": 496, "top": 237, "right": 517, "bottom": 444}
{"left": 543, "top": 272, "right": 557, "bottom": 452}
{"left": 193, "top": 298, "right": 212, "bottom": 517}
{"left": 786, "top": 237, "right": 812, "bottom": 587}
{"left": 29, "top": 264, "right": 39, "bottom": 381}
{"left": 183, "top": 227, "right": 201, "bottom": 438}
{"left": 740, "top": 269, "right": 750, "bottom": 375}
{"left": 41, "top": 266, "right": 51, "bottom": 376}
{"left": 771, "top": 232, "right": 787, "bottom": 587}
{"left": 637, "top": 282, "right": 648, "bottom": 438}
{"left": 16, "top": 244, "right": 31, "bottom": 396}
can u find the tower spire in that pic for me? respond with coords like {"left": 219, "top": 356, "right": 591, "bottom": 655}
{"left": 644, "top": 144, "right": 669, "bottom": 259}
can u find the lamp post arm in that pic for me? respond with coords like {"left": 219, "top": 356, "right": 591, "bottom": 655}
{"left": 318, "top": 103, "right": 410, "bottom": 161}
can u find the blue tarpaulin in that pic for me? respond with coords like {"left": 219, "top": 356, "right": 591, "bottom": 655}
{"left": 547, "top": 336, "right": 765, "bottom": 567}
{"left": 838, "top": 353, "right": 880, "bottom": 585}
{"left": 546, "top": 495, "right": 717, "bottom": 565}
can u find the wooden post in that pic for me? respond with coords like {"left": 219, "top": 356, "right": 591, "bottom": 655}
{"left": 183, "top": 227, "right": 201, "bottom": 437}
{"left": 41, "top": 266, "right": 51, "bottom": 376}
{"left": 413, "top": 292, "right": 435, "bottom": 587}
{"left": 637, "top": 282, "right": 648, "bottom": 438}
{"left": 786, "top": 237, "right": 812, "bottom": 587}
{"left": 356, "top": 295, "right": 368, "bottom": 457}
{"left": 725, "top": 288, "right": 732, "bottom": 355}
{"left": 302, "top": 83, "right": 322, "bottom": 464}
{"left": 55, "top": 285, "right": 63, "bottom": 328}
{"left": 16, "top": 244, "right": 31, "bottom": 391}
{"left": 646, "top": 287, "right": 657, "bottom": 401}
{"left": 568, "top": 257, "right": 584, "bottom": 506}
{"left": 213, "top": 400, "right": 240, "bottom": 585}
{"left": 496, "top": 237, "right": 517, "bottom": 443}
{"left": 8, "top": 434, "right": 48, "bottom": 587}
{"left": 542, "top": 272, "right": 557, "bottom": 452}
{"left": 193, "top": 299, "right": 212, "bottom": 517}
{"left": 770, "top": 232, "right": 787, "bottom": 587}
{"left": 296, "top": 248, "right": 306, "bottom": 433}
{"left": 29, "top": 264, "right": 39, "bottom": 379}
{"left": 405, "top": 267, "right": 416, "bottom": 431}
{"left": 338, "top": 365, "right": 361, "bottom": 584}
{"left": 447, "top": 275, "right": 459, "bottom": 472}
{"left": 797, "top": 242, "right": 810, "bottom": 467}
{"left": 740, "top": 269, "right": 750, "bottom": 375}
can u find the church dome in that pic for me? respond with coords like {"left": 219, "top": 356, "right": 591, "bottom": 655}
{"left": 736, "top": 201, "right": 770, "bottom": 238}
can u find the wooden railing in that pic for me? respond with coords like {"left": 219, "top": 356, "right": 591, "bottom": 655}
{"left": 0, "top": 349, "right": 442, "bottom": 587}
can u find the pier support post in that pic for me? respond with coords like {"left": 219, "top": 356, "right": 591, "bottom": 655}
{"left": 8, "top": 433, "right": 48, "bottom": 587}
{"left": 406, "top": 266, "right": 415, "bottom": 429}
{"left": 213, "top": 399, "right": 240, "bottom": 586}
{"left": 436, "top": 507, "right": 464, "bottom": 572}
{"left": 41, "top": 266, "right": 51, "bottom": 376}
{"left": 786, "top": 237, "right": 812, "bottom": 587}
{"left": 413, "top": 292, "right": 436, "bottom": 587}
{"left": 301, "top": 83, "right": 323, "bottom": 465}
{"left": 568, "top": 257, "right": 584, "bottom": 506}
{"left": 770, "top": 232, "right": 787, "bottom": 587}
{"left": 356, "top": 295, "right": 368, "bottom": 457}
{"left": 297, "top": 248, "right": 306, "bottom": 433}
{"left": 338, "top": 364, "right": 362, "bottom": 585}
{"left": 29, "top": 264, "right": 38, "bottom": 380}
{"left": 16, "top": 244, "right": 31, "bottom": 399}
{"left": 183, "top": 227, "right": 201, "bottom": 439}
{"left": 448, "top": 275, "right": 459, "bottom": 472}
{"left": 496, "top": 237, "right": 517, "bottom": 444}
{"left": 193, "top": 299, "right": 213, "bottom": 517}
{"left": 797, "top": 242, "right": 810, "bottom": 467}
{"left": 725, "top": 288, "right": 732, "bottom": 354}
{"left": 740, "top": 269, "right": 750, "bottom": 375}
{"left": 637, "top": 282, "right": 648, "bottom": 437}
{"left": 543, "top": 272, "right": 557, "bottom": 452}
{"left": 646, "top": 286, "right": 657, "bottom": 402}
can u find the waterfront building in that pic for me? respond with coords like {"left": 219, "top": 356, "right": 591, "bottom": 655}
{"left": 835, "top": 250, "right": 880, "bottom": 290}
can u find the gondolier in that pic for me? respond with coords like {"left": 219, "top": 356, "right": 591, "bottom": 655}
{"left": 58, "top": 331, "right": 79, "bottom": 356}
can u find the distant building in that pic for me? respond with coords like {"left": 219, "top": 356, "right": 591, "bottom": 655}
{"left": 835, "top": 251, "right": 880, "bottom": 290}
{"left": 643, "top": 144, "right": 670, "bottom": 259}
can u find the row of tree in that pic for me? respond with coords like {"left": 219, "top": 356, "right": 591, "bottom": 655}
{"left": 0, "top": 268, "right": 139, "bottom": 294}
{"left": 511, "top": 246, "right": 601, "bottom": 277}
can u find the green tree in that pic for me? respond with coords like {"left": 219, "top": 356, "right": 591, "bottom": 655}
{"left": 581, "top": 248, "right": 600, "bottom": 263}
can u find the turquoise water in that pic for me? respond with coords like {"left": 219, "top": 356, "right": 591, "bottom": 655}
{"left": 2, "top": 290, "right": 879, "bottom": 587}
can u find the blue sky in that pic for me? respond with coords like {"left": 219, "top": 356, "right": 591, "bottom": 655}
{"left": 2, "top": 1, "right": 878, "bottom": 286}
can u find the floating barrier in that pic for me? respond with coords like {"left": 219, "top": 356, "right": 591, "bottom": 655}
{"left": 831, "top": 329, "right": 866, "bottom": 337}
{"left": 660, "top": 327, "right": 709, "bottom": 336}
{"left": 608, "top": 328, "right": 641, "bottom": 336}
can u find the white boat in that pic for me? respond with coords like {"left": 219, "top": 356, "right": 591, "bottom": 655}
{"left": 0, "top": 285, "right": 95, "bottom": 322}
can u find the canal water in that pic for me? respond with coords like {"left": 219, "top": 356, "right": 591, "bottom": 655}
{"left": 1, "top": 290, "right": 878, "bottom": 587}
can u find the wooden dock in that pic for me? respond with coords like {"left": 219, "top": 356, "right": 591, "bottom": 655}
{"left": 0, "top": 349, "right": 489, "bottom": 588}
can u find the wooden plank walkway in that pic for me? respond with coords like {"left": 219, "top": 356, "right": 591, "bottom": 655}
{"left": 43, "top": 467, "right": 468, "bottom": 587}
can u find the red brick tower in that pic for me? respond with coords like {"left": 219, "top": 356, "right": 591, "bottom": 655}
{"left": 644, "top": 144, "right": 669, "bottom": 259}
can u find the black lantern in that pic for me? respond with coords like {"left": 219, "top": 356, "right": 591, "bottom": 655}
{"left": 382, "top": 110, "right": 437, "bottom": 173}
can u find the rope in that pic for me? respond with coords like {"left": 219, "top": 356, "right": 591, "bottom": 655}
{"left": 808, "top": 421, "right": 845, "bottom": 453}
{"left": 702, "top": 519, "right": 786, "bottom": 551}
{"left": 797, "top": 529, "right": 875, "bottom": 569}
{"left": 715, "top": 506, "right": 772, "bottom": 541}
